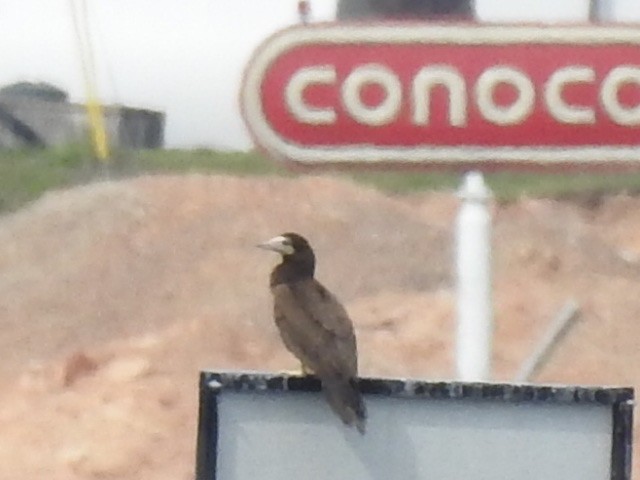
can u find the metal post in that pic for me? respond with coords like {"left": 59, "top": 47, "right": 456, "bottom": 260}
{"left": 455, "top": 171, "right": 493, "bottom": 381}
{"left": 589, "top": 0, "right": 599, "bottom": 22}
{"left": 514, "top": 300, "right": 580, "bottom": 383}
{"left": 298, "top": 0, "right": 311, "bottom": 24}
{"left": 589, "top": 0, "right": 615, "bottom": 22}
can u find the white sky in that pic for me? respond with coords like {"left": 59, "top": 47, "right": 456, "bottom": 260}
{"left": 2, "top": 0, "right": 640, "bottom": 149}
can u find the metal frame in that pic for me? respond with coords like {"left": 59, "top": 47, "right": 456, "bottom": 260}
{"left": 195, "top": 370, "right": 634, "bottom": 480}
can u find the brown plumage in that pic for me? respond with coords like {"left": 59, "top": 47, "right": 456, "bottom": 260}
{"left": 257, "top": 232, "right": 367, "bottom": 434}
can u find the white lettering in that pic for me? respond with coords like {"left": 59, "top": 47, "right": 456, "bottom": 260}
{"left": 475, "top": 67, "right": 535, "bottom": 125}
{"left": 341, "top": 64, "right": 402, "bottom": 126}
{"left": 284, "top": 63, "right": 640, "bottom": 129}
{"left": 412, "top": 66, "right": 467, "bottom": 127}
{"left": 285, "top": 66, "right": 337, "bottom": 124}
{"left": 601, "top": 66, "right": 640, "bottom": 126}
{"left": 545, "top": 66, "right": 595, "bottom": 124}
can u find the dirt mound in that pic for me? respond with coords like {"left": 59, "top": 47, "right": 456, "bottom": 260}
{"left": 0, "top": 174, "right": 449, "bottom": 379}
{"left": 1, "top": 173, "right": 639, "bottom": 479}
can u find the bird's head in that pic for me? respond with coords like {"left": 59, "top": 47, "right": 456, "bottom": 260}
{"left": 257, "top": 232, "right": 311, "bottom": 256}
{"left": 257, "top": 232, "right": 315, "bottom": 280}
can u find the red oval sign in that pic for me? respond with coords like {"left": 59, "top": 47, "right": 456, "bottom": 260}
{"left": 241, "top": 24, "right": 640, "bottom": 170}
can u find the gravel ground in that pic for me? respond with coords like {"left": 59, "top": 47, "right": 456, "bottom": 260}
{"left": 0, "top": 173, "right": 638, "bottom": 479}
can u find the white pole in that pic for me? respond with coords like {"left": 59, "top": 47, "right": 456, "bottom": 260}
{"left": 455, "top": 171, "right": 493, "bottom": 382}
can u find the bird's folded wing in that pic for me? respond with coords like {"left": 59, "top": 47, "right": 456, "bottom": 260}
{"left": 272, "top": 279, "right": 357, "bottom": 375}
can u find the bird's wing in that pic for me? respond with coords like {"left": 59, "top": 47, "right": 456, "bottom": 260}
{"left": 272, "top": 278, "right": 357, "bottom": 377}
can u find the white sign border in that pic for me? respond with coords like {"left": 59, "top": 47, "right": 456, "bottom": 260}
{"left": 241, "top": 24, "right": 640, "bottom": 166}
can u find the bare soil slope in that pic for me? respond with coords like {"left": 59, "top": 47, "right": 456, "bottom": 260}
{"left": 0, "top": 174, "right": 639, "bottom": 479}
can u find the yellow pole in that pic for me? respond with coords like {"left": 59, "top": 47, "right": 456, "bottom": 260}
{"left": 85, "top": 96, "right": 109, "bottom": 160}
{"left": 69, "top": 0, "right": 110, "bottom": 161}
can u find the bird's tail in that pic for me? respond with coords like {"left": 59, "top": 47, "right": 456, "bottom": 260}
{"left": 323, "top": 375, "right": 367, "bottom": 434}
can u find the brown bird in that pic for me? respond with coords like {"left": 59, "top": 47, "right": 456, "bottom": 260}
{"left": 257, "top": 232, "right": 367, "bottom": 434}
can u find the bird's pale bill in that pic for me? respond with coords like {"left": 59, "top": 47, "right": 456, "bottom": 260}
{"left": 257, "top": 235, "right": 295, "bottom": 255}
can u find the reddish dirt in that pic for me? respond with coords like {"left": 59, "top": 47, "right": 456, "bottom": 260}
{"left": 0, "top": 173, "right": 639, "bottom": 479}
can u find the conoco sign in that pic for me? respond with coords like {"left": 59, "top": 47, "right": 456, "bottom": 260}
{"left": 240, "top": 24, "right": 640, "bottom": 169}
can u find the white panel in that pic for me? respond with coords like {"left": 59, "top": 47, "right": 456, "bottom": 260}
{"left": 476, "top": 0, "right": 589, "bottom": 22}
{"left": 611, "top": 0, "right": 640, "bottom": 21}
{"left": 217, "top": 391, "right": 612, "bottom": 480}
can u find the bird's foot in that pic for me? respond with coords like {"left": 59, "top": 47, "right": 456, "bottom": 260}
{"left": 301, "top": 363, "right": 314, "bottom": 376}
{"left": 277, "top": 364, "right": 314, "bottom": 377}
{"left": 278, "top": 369, "right": 304, "bottom": 377}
